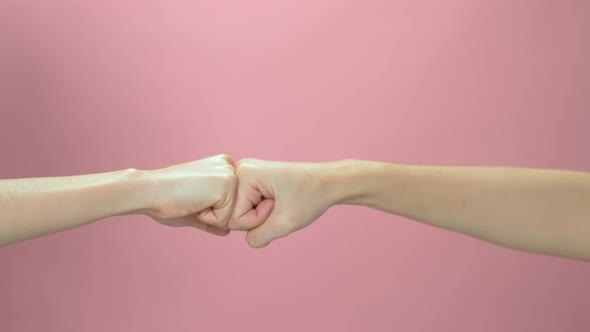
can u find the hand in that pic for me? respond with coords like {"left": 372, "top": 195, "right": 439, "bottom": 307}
{"left": 143, "top": 154, "right": 237, "bottom": 236}
{"left": 229, "top": 159, "right": 337, "bottom": 248}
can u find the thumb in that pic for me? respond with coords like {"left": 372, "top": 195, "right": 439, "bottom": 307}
{"left": 158, "top": 215, "right": 230, "bottom": 236}
{"left": 196, "top": 184, "right": 237, "bottom": 228}
{"left": 196, "top": 202, "right": 234, "bottom": 229}
{"left": 230, "top": 198, "right": 274, "bottom": 231}
{"left": 195, "top": 208, "right": 222, "bottom": 226}
{"left": 245, "top": 213, "right": 292, "bottom": 248}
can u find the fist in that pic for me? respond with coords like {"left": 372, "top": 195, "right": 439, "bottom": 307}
{"left": 229, "top": 159, "right": 335, "bottom": 248}
{"left": 144, "top": 154, "right": 237, "bottom": 236}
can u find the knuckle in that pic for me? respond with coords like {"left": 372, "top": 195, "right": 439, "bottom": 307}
{"left": 235, "top": 166, "right": 246, "bottom": 177}
{"left": 201, "top": 209, "right": 228, "bottom": 228}
{"left": 236, "top": 161, "right": 255, "bottom": 175}
{"left": 218, "top": 206, "right": 234, "bottom": 222}
{"left": 223, "top": 164, "right": 236, "bottom": 173}
{"left": 237, "top": 158, "right": 254, "bottom": 168}
{"left": 223, "top": 173, "right": 238, "bottom": 188}
{"left": 216, "top": 153, "right": 232, "bottom": 163}
{"left": 215, "top": 153, "right": 228, "bottom": 159}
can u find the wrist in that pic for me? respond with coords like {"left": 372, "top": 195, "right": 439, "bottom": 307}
{"left": 315, "top": 159, "right": 373, "bottom": 206}
{"left": 317, "top": 160, "right": 408, "bottom": 208}
{"left": 113, "top": 168, "right": 156, "bottom": 216}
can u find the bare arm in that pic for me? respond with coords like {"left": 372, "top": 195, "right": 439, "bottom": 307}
{"left": 0, "top": 169, "right": 147, "bottom": 245}
{"left": 229, "top": 159, "right": 590, "bottom": 260}
{"left": 0, "top": 155, "right": 237, "bottom": 246}
{"left": 330, "top": 161, "right": 590, "bottom": 260}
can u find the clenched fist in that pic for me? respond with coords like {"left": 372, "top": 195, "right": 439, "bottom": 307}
{"left": 143, "top": 154, "right": 237, "bottom": 236}
{"left": 228, "top": 159, "right": 339, "bottom": 248}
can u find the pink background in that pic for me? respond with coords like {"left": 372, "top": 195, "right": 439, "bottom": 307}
{"left": 1, "top": 1, "right": 589, "bottom": 331}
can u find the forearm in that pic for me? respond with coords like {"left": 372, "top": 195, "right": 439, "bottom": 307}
{"left": 324, "top": 160, "right": 590, "bottom": 260}
{"left": 0, "top": 169, "right": 151, "bottom": 246}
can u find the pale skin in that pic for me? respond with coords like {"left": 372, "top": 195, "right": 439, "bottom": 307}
{"left": 0, "top": 154, "right": 237, "bottom": 246}
{"left": 1, "top": 156, "right": 589, "bottom": 261}
{"left": 229, "top": 159, "right": 590, "bottom": 261}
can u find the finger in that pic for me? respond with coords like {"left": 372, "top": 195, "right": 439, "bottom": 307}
{"left": 196, "top": 172, "right": 237, "bottom": 228}
{"left": 194, "top": 220, "right": 230, "bottom": 236}
{"left": 196, "top": 197, "right": 235, "bottom": 229}
{"left": 225, "top": 155, "right": 236, "bottom": 167}
{"left": 215, "top": 153, "right": 235, "bottom": 167}
{"left": 245, "top": 213, "right": 291, "bottom": 248}
{"left": 196, "top": 208, "right": 221, "bottom": 226}
{"left": 229, "top": 182, "right": 272, "bottom": 230}
{"left": 199, "top": 222, "right": 231, "bottom": 236}
{"left": 216, "top": 175, "right": 239, "bottom": 225}
{"left": 170, "top": 215, "right": 230, "bottom": 236}
{"left": 236, "top": 158, "right": 255, "bottom": 169}
{"left": 230, "top": 198, "right": 274, "bottom": 231}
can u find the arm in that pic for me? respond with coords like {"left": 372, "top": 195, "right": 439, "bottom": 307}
{"left": 0, "top": 154, "right": 237, "bottom": 246}
{"left": 328, "top": 160, "right": 590, "bottom": 260}
{"left": 229, "top": 159, "right": 590, "bottom": 261}
{"left": 0, "top": 169, "right": 148, "bottom": 245}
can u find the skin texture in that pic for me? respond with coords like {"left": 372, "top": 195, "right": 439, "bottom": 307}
{"left": 0, "top": 154, "right": 236, "bottom": 246}
{"left": 2, "top": 155, "right": 590, "bottom": 261}
{"left": 229, "top": 159, "right": 590, "bottom": 260}
{"left": 228, "top": 159, "right": 334, "bottom": 248}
